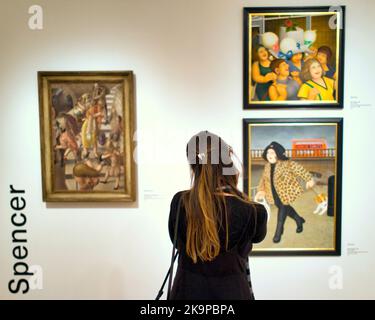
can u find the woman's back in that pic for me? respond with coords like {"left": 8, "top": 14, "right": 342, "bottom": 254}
{"left": 168, "top": 189, "right": 267, "bottom": 300}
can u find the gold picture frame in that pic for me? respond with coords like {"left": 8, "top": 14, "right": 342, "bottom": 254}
{"left": 38, "top": 71, "right": 136, "bottom": 202}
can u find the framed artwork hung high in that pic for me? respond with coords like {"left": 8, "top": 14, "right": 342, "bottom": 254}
{"left": 38, "top": 71, "right": 136, "bottom": 202}
{"left": 244, "top": 6, "right": 345, "bottom": 109}
{"left": 243, "top": 118, "right": 343, "bottom": 255}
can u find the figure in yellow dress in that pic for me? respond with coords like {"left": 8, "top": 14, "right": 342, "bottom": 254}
{"left": 298, "top": 58, "right": 336, "bottom": 101}
{"left": 81, "top": 103, "right": 103, "bottom": 158}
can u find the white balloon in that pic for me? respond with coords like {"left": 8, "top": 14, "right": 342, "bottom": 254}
{"left": 280, "top": 37, "right": 297, "bottom": 53}
{"left": 304, "top": 30, "right": 317, "bottom": 44}
{"left": 262, "top": 32, "right": 278, "bottom": 49}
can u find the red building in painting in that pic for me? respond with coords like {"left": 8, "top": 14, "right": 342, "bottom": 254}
{"left": 291, "top": 138, "right": 329, "bottom": 158}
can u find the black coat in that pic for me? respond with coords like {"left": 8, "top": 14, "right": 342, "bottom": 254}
{"left": 168, "top": 190, "right": 267, "bottom": 300}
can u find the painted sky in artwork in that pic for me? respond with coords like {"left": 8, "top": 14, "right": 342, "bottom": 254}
{"left": 250, "top": 124, "right": 336, "bottom": 149}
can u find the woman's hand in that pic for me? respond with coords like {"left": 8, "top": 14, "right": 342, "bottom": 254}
{"left": 306, "top": 179, "right": 315, "bottom": 189}
{"left": 308, "top": 88, "right": 320, "bottom": 100}
{"left": 254, "top": 191, "right": 266, "bottom": 202}
{"left": 265, "top": 72, "right": 277, "bottom": 82}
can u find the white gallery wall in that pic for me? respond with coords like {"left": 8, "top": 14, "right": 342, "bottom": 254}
{"left": 0, "top": 0, "right": 374, "bottom": 299}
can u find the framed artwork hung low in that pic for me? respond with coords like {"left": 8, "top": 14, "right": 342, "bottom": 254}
{"left": 244, "top": 6, "right": 345, "bottom": 109}
{"left": 243, "top": 118, "right": 343, "bottom": 255}
{"left": 38, "top": 71, "right": 136, "bottom": 202}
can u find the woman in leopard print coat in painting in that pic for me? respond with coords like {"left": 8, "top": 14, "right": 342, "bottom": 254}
{"left": 255, "top": 141, "right": 315, "bottom": 243}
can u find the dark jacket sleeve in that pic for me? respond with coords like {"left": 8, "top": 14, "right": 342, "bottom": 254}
{"left": 252, "top": 203, "right": 268, "bottom": 243}
{"left": 168, "top": 191, "right": 182, "bottom": 243}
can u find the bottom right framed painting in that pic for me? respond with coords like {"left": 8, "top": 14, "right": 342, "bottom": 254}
{"left": 243, "top": 118, "right": 343, "bottom": 256}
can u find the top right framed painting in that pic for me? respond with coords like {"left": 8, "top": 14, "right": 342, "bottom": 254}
{"left": 244, "top": 6, "right": 345, "bottom": 109}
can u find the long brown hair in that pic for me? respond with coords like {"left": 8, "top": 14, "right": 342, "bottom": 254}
{"left": 181, "top": 131, "right": 255, "bottom": 263}
{"left": 300, "top": 58, "right": 325, "bottom": 82}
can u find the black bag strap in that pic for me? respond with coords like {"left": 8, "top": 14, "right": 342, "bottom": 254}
{"left": 251, "top": 203, "right": 259, "bottom": 240}
{"left": 155, "top": 195, "right": 182, "bottom": 300}
{"left": 167, "top": 195, "right": 183, "bottom": 299}
{"left": 246, "top": 204, "right": 259, "bottom": 299}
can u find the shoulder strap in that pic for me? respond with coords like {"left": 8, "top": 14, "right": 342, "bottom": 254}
{"left": 246, "top": 204, "right": 259, "bottom": 299}
{"left": 166, "top": 195, "right": 183, "bottom": 300}
{"left": 155, "top": 195, "right": 182, "bottom": 300}
{"left": 251, "top": 204, "right": 259, "bottom": 240}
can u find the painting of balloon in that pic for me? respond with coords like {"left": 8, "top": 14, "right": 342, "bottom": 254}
{"left": 38, "top": 71, "right": 136, "bottom": 202}
{"left": 244, "top": 6, "right": 345, "bottom": 109}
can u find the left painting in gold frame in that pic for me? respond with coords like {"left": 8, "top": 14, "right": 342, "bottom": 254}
{"left": 38, "top": 71, "right": 136, "bottom": 202}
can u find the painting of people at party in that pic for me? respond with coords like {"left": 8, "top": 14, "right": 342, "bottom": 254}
{"left": 243, "top": 118, "right": 343, "bottom": 255}
{"left": 38, "top": 71, "right": 136, "bottom": 202}
{"left": 244, "top": 6, "right": 345, "bottom": 109}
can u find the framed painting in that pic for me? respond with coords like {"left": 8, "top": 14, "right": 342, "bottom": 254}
{"left": 38, "top": 71, "right": 136, "bottom": 202}
{"left": 243, "top": 118, "right": 343, "bottom": 255}
{"left": 244, "top": 6, "right": 345, "bottom": 109}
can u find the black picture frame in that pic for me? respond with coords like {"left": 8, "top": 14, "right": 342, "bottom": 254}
{"left": 244, "top": 6, "right": 345, "bottom": 109}
{"left": 243, "top": 118, "right": 343, "bottom": 256}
